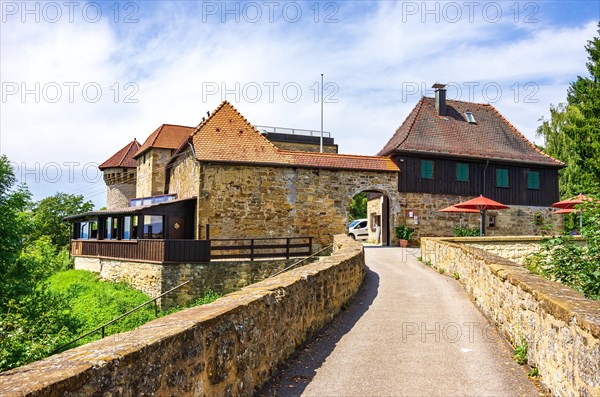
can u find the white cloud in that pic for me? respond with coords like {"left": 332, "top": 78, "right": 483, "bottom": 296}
{"left": 0, "top": 1, "right": 596, "bottom": 207}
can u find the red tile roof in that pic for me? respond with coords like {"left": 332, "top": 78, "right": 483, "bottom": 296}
{"left": 190, "top": 101, "right": 398, "bottom": 172}
{"left": 99, "top": 139, "right": 141, "bottom": 170}
{"left": 378, "top": 97, "right": 564, "bottom": 167}
{"left": 134, "top": 124, "right": 195, "bottom": 158}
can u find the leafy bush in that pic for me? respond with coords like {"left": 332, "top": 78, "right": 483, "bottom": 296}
{"left": 524, "top": 197, "right": 600, "bottom": 300}
{"left": 395, "top": 225, "right": 414, "bottom": 240}
{"left": 453, "top": 227, "right": 479, "bottom": 237}
{"left": 0, "top": 287, "right": 78, "bottom": 371}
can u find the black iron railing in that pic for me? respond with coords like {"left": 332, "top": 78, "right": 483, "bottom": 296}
{"left": 52, "top": 280, "right": 190, "bottom": 354}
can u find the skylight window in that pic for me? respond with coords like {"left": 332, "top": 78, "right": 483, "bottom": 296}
{"left": 465, "top": 112, "right": 476, "bottom": 124}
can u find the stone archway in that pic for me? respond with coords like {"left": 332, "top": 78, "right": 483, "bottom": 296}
{"left": 195, "top": 164, "right": 400, "bottom": 249}
{"left": 347, "top": 189, "right": 393, "bottom": 246}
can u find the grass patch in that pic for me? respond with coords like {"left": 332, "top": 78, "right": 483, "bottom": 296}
{"left": 47, "top": 270, "right": 156, "bottom": 346}
{"left": 47, "top": 270, "right": 221, "bottom": 349}
{"left": 514, "top": 337, "right": 528, "bottom": 365}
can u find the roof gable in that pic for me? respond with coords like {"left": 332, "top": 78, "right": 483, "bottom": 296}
{"left": 134, "top": 124, "right": 195, "bottom": 158}
{"left": 99, "top": 139, "right": 141, "bottom": 170}
{"left": 378, "top": 97, "right": 564, "bottom": 167}
{"left": 190, "top": 101, "right": 398, "bottom": 172}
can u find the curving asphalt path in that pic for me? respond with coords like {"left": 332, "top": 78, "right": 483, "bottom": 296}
{"left": 258, "top": 246, "right": 544, "bottom": 397}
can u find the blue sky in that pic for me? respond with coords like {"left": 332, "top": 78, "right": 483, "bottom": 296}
{"left": 1, "top": 0, "right": 598, "bottom": 208}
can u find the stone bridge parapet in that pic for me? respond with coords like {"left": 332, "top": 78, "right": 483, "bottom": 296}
{"left": 0, "top": 235, "right": 365, "bottom": 397}
{"left": 421, "top": 237, "right": 600, "bottom": 397}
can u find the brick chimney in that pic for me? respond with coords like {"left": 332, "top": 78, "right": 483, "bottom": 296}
{"left": 433, "top": 83, "right": 447, "bottom": 116}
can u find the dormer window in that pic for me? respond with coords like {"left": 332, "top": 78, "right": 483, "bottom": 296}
{"left": 465, "top": 112, "right": 476, "bottom": 124}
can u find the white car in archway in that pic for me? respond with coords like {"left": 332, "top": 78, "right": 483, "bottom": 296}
{"left": 348, "top": 219, "right": 368, "bottom": 240}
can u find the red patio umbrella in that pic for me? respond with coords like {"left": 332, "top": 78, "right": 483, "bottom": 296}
{"left": 439, "top": 205, "right": 480, "bottom": 213}
{"left": 439, "top": 205, "right": 479, "bottom": 229}
{"left": 453, "top": 195, "right": 510, "bottom": 236}
{"left": 554, "top": 208, "right": 575, "bottom": 214}
{"left": 551, "top": 194, "right": 590, "bottom": 229}
{"left": 551, "top": 194, "right": 588, "bottom": 210}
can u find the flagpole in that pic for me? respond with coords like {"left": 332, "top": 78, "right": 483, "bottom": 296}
{"left": 320, "top": 73, "right": 324, "bottom": 153}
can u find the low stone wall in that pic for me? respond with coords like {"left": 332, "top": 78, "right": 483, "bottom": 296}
{"left": 421, "top": 238, "right": 600, "bottom": 397}
{"left": 433, "top": 236, "right": 585, "bottom": 264}
{"left": 75, "top": 256, "right": 308, "bottom": 309}
{"left": 1, "top": 235, "right": 365, "bottom": 397}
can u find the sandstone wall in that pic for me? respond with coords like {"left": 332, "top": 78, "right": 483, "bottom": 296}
{"left": 106, "top": 183, "right": 136, "bottom": 209}
{"left": 99, "top": 259, "right": 164, "bottom": 299}
{"left": 75, "top": 255, "right": 314, "bottom": 309}
{"left": 421, "top": 238, "right": 600, "bottom": 397}
{"left": 103, "top": 168, "right": 137, "bottom": 209}
{"left": 196, "top": 163, "right": 400, "bottom": 247}
{"left": 73, "top": 256, "right": 101, "bottom": 272}
{"left": 160, "top": 259, "right": 307, "bottom": 308}
{"left": 367, "top": 195, "right": 383, "bottom": 243}
{"left": 1, "top": 235, "right": 365, "bottom": 397}
{"left": 136, "top": 148, "right": 172, "bottom": 197}
{"left": 167, "top": 150, "right": 200, "bottom": 200}
{"left": 456, "top": 236, "right": 587, "bottom": 264}
{"left": 398, "top": 192, "right": 563, "bottom": 241}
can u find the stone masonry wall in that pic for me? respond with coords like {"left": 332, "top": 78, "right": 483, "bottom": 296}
{"left": 168, "top": 150, "right": 200, "bottom": 200}
{"left": 367, "top": 195, "right": 383, "bottom": 243}
{"left": 421, "top": 238, "right": 600, "bottom": 397}
{"left": 136, "top": 148, "right": 172, "bottom": 197}
{"left": 135, "top": 152, "right": 152, "bottom": 197}
{"left": 160, "top": 259, "right": 312, "bottom": 308}
{"left": 455, "top": 236, "right": 587, "bottom": 264}
{"left": 75, "top": 255, "right": 308, "bottom": 309}
{"left": 399, "top": 192, "right": 563, "bottom": 241}
{"left": 0, "top": 235, "right": 365, "bottom": 397}
{"left": 103, "top": 168, "right": 136, "bottom": 209}
{"left": 196, "top": 163, "right": 401, "bottom": 248}
{"left": 106, "top": 182, "right": 136, "bottom": 210}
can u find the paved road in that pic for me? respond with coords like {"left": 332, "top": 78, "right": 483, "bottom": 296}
{"left": 258, "top": 247, "right": 543, "bottom": 397}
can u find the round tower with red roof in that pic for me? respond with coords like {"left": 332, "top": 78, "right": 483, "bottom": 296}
{"left": 98, "top": 139, "right": 140, "bottom": 209}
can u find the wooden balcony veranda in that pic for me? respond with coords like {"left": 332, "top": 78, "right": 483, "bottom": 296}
{"left": 71, "top": 237, "right": 312, "bottom": 264}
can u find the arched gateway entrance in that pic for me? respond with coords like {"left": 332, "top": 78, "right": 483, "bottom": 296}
{"left": 348, "top": 190, "right": 392, "bottom": 246}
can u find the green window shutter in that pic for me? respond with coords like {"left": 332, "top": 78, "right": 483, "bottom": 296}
{"left": 496, "top": 169, "right": 509, "bottom": 187}
{"left": 527, "top": 171, "right": 540, "bottom": 189}
{"left": 456, "top": 163, "right": 469, "bottom": 182}
{"left": 421, "top": 160, "right": 434, "bottom": 179}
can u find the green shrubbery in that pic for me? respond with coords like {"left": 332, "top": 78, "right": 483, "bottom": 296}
{"left": 524, "top": 198, "right": 600, "bottom": 300}
{"left": 2, "top": 268, "right": 222, "bottom": 371}
{"left": 0, "top": 155, "right": 222, "bottom": 372}
{"left": 453, "top": 227, "right": 479, "bottom": 237}
{"left": 47, "top": 270, "right": 157, "bottom": 347}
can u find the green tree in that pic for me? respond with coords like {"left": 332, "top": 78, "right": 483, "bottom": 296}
{"left": 537, "top": 23, "right": 600, "bottom": 196}
{"left": 524, "top": 195, "right": 600, "bottom": 300}
{"left": 0, "top": 156, "right": 77, "bottom": 372}
{"left": 0, "top": 155, "right": 32, "bottom": 302}
{"left": 28, "top": 193, "right": 93, "bottom": 250}
{"left": 349, "top": 192, "right": 367, "bottom": 220}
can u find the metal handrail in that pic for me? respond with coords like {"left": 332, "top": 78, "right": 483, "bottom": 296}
{"left": 253, "top": 125, "right": 332, "bottom": 138}
{"left": 268, "top": 244, "right": 333, "bottom": 278}
{"left": 52, "top": 280, "right": 190, "bottom": 354}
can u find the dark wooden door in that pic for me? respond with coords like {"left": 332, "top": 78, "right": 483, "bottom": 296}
{"left": 168, "top": 217, "right": 186, "bottom": 239}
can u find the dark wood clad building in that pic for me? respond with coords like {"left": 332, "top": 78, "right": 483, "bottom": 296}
{"left": 378, "top": 86, "right": 564, "bottom": 206}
